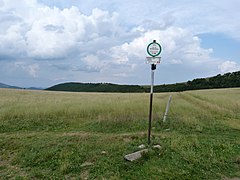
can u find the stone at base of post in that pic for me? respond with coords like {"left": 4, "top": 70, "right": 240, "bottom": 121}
{"left": 124, "top": 149, "right": 148, "bottom": 162}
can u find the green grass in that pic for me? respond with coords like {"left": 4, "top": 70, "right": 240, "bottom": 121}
{"left": 0, "top": 88, "right": 239, "bottom": 179}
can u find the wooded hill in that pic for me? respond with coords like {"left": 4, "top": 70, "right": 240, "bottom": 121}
{"left": 154, "top": 71, "right": 240, "bottom": 92}
{"left": 46, "top": 71, "right": 240, "bottom": 93}
{"left": 46, "top": 82, "right": 145, "bottom": 93}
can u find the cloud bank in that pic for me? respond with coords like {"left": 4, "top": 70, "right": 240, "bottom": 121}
{"left": 0, "top": 0, "right": 239, "bottom": 87}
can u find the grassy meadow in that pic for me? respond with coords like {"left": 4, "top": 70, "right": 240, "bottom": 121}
{"left": 0, "top": 88, "right": 239, "bottom": 179}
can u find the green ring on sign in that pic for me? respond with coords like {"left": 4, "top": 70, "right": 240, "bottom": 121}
{"left": 147, "top": 42, "right": 162, "bottom": 57}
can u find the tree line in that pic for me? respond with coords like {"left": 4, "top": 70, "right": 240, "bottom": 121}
{"left": 153, "top": 71, "right": 240, "bottom": 92}
{"left": 46, "top": 71, "right": 240, "bottom": 93}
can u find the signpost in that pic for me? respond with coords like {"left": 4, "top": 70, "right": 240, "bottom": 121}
{"left": 146, "top": 40, "right": 162, "bottom": 145}
{"left": 147, "top": 41, "right": 162, "bottom": 57}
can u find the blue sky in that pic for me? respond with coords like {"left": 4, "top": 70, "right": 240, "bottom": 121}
{"left": 0, "top": 0, "right": 240, "bottom": 88}
{"left": 199, "top": 33, "right": 240, "bottom": 61}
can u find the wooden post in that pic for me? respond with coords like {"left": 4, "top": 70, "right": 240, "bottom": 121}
{"left": 163, "top": 95, "right": 172, "bottom": 122}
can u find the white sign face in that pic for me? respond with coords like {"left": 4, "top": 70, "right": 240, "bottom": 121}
{"left": 146, "top": 57, "right": 161, "bottom": 64}
{"left": 147, "top": 42, "right": 162, "bottom": 57}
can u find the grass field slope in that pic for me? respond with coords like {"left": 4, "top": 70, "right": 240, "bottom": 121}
{"left": 0, "top": 88, "right": 239, "bottom": 179}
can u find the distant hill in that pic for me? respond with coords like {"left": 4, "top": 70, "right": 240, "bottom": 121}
{"left": 0, "top": 83, "right": 22, "bottom": 89}
{"left": 27, "top": 87, "right": 43, "bottom": 90}
{"left": 46, "top": 82, "right": 145, "bottom": 93}
{"left": 0, "top": 83, "right": 43, "bottom": 90}
{"left": 46, "top": 71, "right": 240, "bottom": 93}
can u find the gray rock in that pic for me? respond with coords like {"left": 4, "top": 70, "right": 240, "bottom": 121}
{"left": 101, "top": 151, "right": 107, "bottom": 155}
{"left": 138, "top": 144, "right": 145, "bottom": 149}
{"left": 124, "top": 149, "right": 148, "bottom": 162}
{"left": 153, "top": 144, "right": 162, "bottom": 150}
{"left": 80, "top": 162, "right": 93, "bottom": 167}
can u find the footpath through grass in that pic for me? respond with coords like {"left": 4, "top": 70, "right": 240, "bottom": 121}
{"left": 0, "top": 88, "right": 239, "bottom": 179}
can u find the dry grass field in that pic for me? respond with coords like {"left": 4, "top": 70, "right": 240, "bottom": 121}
{"left": 0, "top": 88, "right": 239, "bottom": 179}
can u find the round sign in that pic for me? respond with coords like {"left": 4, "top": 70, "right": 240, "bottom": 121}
{"left": 147, "top": 41, "right": 162, "bottom": 57}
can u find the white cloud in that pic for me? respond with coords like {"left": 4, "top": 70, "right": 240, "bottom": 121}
{"left": 0, "top": 0, "right": 232, "bottom": 65}
{"left": 109, "top": 27, "right": 213, "bottom": 66}
{"left": 115, "top": 0, "right": 240, "bottom": 40}
{"left": 80, "top": 55, "right": 106, "bottom": 72}
{"left": 25, "top": 6, "right": 91, "bottom": 59}
{"left": 170, "top": 59, "right": 182, "bottom": 65}
{"left": 28, "top": 64, "right": 39, "bottom": 77}
{"left": 0, "top": 1, "right": 121, "bottom": 60}
{"left": 66, "top": 0, "right": 240, "bottom": 39}
{"left": 14, "top": 61, "right": 39, "bottom": 77}
{"left": 0, "top": 24, "right": 27, "bottom": 59}
{"left": 218, "top": 61, "right": 240, "bottom": 73}
{"left": 113, "top": 73, "right": 128, "bottom": 78}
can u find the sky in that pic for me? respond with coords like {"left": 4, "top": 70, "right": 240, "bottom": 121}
{"left": 0, "top": 0, "right": 240, "bottom": 88}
